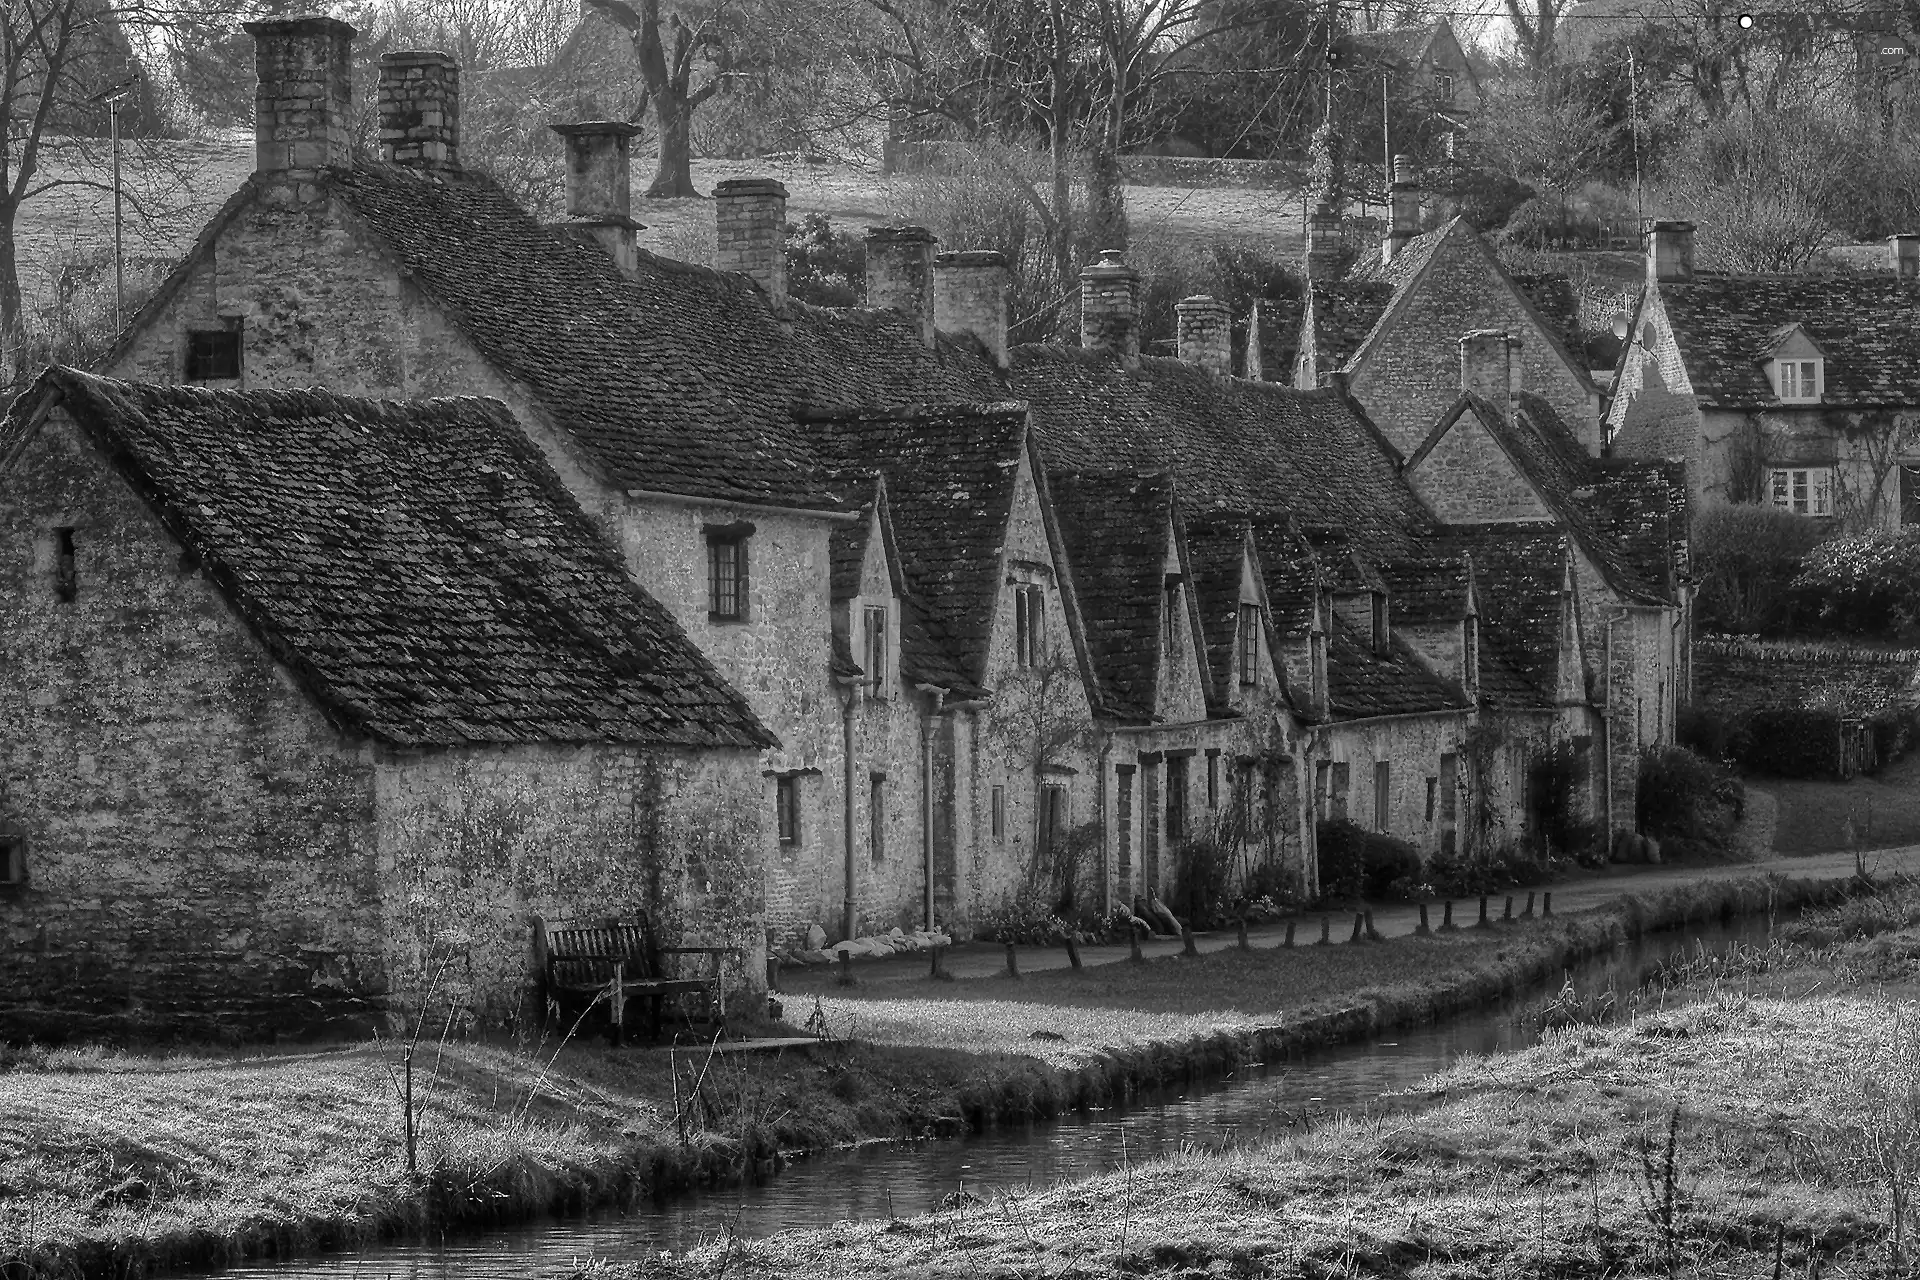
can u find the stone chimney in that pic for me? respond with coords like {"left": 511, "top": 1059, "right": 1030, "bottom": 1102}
{"left": 1176, "top": 295, "right": 1231, "bottom": 375}
{"left": 1080, "top": 249, "right": 1140, "bottom": 367}
{"left": 714, "top": 178, "right": 788, "bottom": 308}
{"left": 1891, "top": 234, "right": 1920, "bottom": 280}
{"left": 1245, "top": 300, "right": 1265, "bottom": 382}
{"left": 865, "top": 226, "right": 938, "bottom": 346}
{"left": 1647, "top": 220, "right": 1695, "bottom": 284}
{"left": 245, "top": 16, "right": 356, "bottom": 177}
{"left": 932, "top": 250, "right": 1008, "bottom": 368}
{"left": 1383, "top": 155, "right": 1420, "bottom": 264}
{"left": 1460, "top": 330, "right": 1514, "bottom": 410}
{"left": 550, "top": 122, "right": 644, "bottom": 274}
{"left": 377, "top": 50, "right": 459, "bottom": 172}
{"left": 1305, "top": 206, "right": 1344, "bottom": 282}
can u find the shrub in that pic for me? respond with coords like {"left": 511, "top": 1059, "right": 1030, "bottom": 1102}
{"left": 1693, "top": 503, "right": 1832, "bottom": 635}
{"left": 1741, "top": 708, "right": 1848, "bottom": 779}
{"left": 1677, "top": 706, "right": 1733, "bottom": 761}
{"left": 1170, "top": 825, "right": 1237, "bottom": 930}
{"left": 973, "top": 896, "right": 1071, "bottom": 945}
{"left": 1869, "top": 705, "right": 1920, "bottom": 773}
{"left": 784, "top": 213, "right": 864, "bottom": 308}
{"left": 1315, "top": 819, "right": 1420, "bottom": 903}
{"left": 1794, "top": 528, "right": 1920, "bottom": 639}
{"left": 1637, "top": 745, "right": 1744, "bottom": 858}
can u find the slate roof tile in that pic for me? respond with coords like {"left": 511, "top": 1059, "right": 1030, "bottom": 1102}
{"left": 1326, "top": 615, "right": 1469, "bottom": 719}
{"left": 1048, "top": 470, "right": 1175, "bottom": 723}
{"left": 1182, "top": 514, "right": 1253, "bottom": 714}
{"left": 1380, "top": 556, "right": 1470, "bottom": 624}
{"left": 1308, "top": 280, "right": 1397, "bottom": 371}
{"left": 15, "top": 368, "right": 775, "bottom": 749}
{"left": 1431, "top": 524, "right": 1569, "bottom": 709}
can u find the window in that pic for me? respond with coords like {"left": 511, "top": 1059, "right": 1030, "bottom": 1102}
{"left": 1206, "top": 749, "right": 1220, "bottom": 808}
{"left": 1902, "top": 465, "right": 1920, "bottom": 525}
{"left": 776, "top": 775, "right": 801, "bottom": 846}
{"left": 1433, "top": 71, "right": 1454, "bottom": 99}
{"left": 869, "top": 773, "right": 885, "bottom": 862}
{"left": 0, "top": 837, "right": 23, "bottom": 894}
{"left": 1373, "top": 761, "right": 1391, "bottom": 832}
{"left": 1371, "top": 592, "right": 1389, "bottom": 655}
{"left": 1439, "top": 753, "right": 1458, "bottom": 823}
{"left": 1330, "top": 761, "right": 1350, "bottom": 821}
{"left": 1164, "top": 575, "right": 1183, "bottom": 657}
{"left": 1165, "top": 755, "right": 1189, "bottom": 843}
{"left": 53, "top": 527, "right": 76, "bottom": 604}
{"left": 1116, "top": 766, "right": 1134, "bottom": 885}
{"left": 1768, "top": 467, "right": 1834, "bottom": 517}
{"left": 863, "top": 605, "right": 889, "bottom": 697}
{"left": 1425, "top": 776, "right": 1438, "bottom": 822}
{"left": 1774, "top": 358, "right": 1821, "bottom": 402}
{"left": 1038, "top": 785, "right": 1067, "bottom": 861}
{"left": 185, "top": 327, "right": 241, "bottom": 382}
{"left": 1238, "top": 603, "right": 1261, "bottom": 686}
{"left": 1463, "top": 615, "right": 1479, "bottom": 686}
{"left": 1013, "top": 583, "right": 1046, "bottom": 666}
{"left": 991, "top": 785, "right": 1006, "bottom": 841}
{"left": 706, "top": 526, "right": 751, "bottom": 620}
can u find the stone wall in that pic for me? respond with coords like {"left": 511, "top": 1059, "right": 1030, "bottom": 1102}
{"left": 0, "top": 410, "right": 382, "bottom": 1041}
{"left": 1694, "top": 639, "right": 1920, "bottom": 721}
{"left": 1318, "top": 713, "right": 1472, "bottom": 854}
{"left": 1406, "top": 409, "right": 1557, "bottom": 523}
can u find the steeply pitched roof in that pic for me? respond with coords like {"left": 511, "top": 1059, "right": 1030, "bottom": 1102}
{"left": 1655, "top": 274, "right": 1920, "bottom": 409}
{"left": 807, "top": 403, "right": 1031, "bottom": 698}
{"left": 1380, "top": 556, "right": 1471, "bottom": 624}
{"left": 1183, "top": 514, "right": 1254, "bottom": 714}
{"left": 1048, "top": 470, "right": 1175, "bottom": 722}
{"left": 1432, "top": 525, "right": 1570, "bottom": 710}
{"left": 1307, "top": 279, "right": 1397, "bottom": 371}
{"left": 1344, "top": 222, "right": 1447, "bottom": 290}
{"left": 1343, "top": 24, "right": 1438, "bottom": 66}
{"left": 1326, "top": 616, "right": 1469, "bottom": 720}
{"left": 1248, "top": 515, "right": 1321, "bottom": 640}
{"left": 1512, "top": 273, "right": 1581, "bottom": 351}
{"left": 10, "top": 368, "right": 774, "bottom": 749}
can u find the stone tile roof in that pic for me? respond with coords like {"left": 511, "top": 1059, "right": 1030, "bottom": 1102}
{"left": 14, "top": 368, "right": 774, "bottom": 749}
{"left": 1655, "top": 274, "right": 1920, "bottom": 409}
{"left": 1326, "top": 615, "right": 1469, "bottom": 720}
{"left": 324, "top": 164, "right": 1000, "bottom": 508}
{"left": 1343, "top": 24, "right": 1438, "bottom": 66}
{"left": 1008, "top": 349, "right": 1436, "bottom": 561}
{"left": 826, "top": 475, "right": 880, "bottom": 602}
{"left": 1048, "top": 470, "right": 1175, "bottom": 723}
{"left": 1512, "top": 272, "right": 1581, "bottom": 350}
{"left": 1433, "top": 525, "right": 1570, "bottom": 709}
{"left": 1589, "top": 456, "right": 1689, "bottom": 589}
{"left": 1303, "top": 524, "right": 1389, "bottom": 595}
{"left": 806, "top": 402, "right": 1031, "bottom": 699}
{"left": 1183, "top": 514, "right": 1253, "bottom": 714}
{"left": 1380, "top": 556, "right": 1471, "bottom": 624}
{"left": 1248, "top": 515, "right": 1321, "bottom": 640}
{"left": 1343, "top": 222, "right": 1447, "bottom": 289}
{"left": 1307, "top": 280, "right": 1396, "bottom": 372}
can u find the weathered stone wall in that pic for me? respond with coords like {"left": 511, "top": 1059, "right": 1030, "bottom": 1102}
{"left": 1608, "top": 288, "right": 1703, "bottom": 473}
{"left": 1317, "top": 713, "right": 1472, "bottom": 854}
{"left": 374, "top": 742, "right": 766, "bottom": 1034}
{"left": 1405, "top": 411, "right": 1556, "bottom": 523}
{"left": 1694, "top": 639, "right": 1920, "bottom": 720}
{"left": 0, "top": 410, "right": 382, "bottom": 1041}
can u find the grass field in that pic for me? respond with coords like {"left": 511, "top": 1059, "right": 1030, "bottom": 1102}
{"left": 1751, "top": 753, "right": 1920, "bottom": 858}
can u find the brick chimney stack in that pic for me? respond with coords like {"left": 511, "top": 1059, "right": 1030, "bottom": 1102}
{"left": 1648, "top": 220, "right": 1695, "bottom": 284}
{"left": 550, "top": 122, "right": 645, "bottom": 275}
{"left": 932, "top": 250, "right": 1008, "bottom": 367}
{"left": 1460, "top": 330, "right": 1514, "bottom": 411}
{"left": 378, "top": 50, "right": 459, "bottom": 172}
{"left": 1891, "top": 234, "right": 1920, "bottom": 280}
{"left": 245, "top": 16, "right": 356, "bottom": 178}
{"left": 1305, "top": 206, "right": 1344, "bottom": 282}
{"left": 1080, "top": 249, "right": 1140, "bottom": 367}
{"left": 714, "top": 178, "right": 788, "bottom": 308}
{"left": 1176, "top": 295, "right": 1232, "bottom": 375}
{"left": 865, "top": 226, "right": 938, "bottom": 346}
{"left": 1383, "top": 155, "right": 1420, "bottom": 264}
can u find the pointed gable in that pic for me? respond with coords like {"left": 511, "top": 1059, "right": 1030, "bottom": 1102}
{"left": 1432, "top": 525, "right": 1574, "bottom": 709}
{"left": 1047, "top": 470, "right": 1177, "bottom": 722}
{"left": 1184, "top": 515, "right": 1258, "bottom": 714}
{"left": 1403, "top": 394, "right": 1556, "bottom": 524}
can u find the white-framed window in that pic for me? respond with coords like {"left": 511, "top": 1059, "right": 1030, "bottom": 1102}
{"left": 1768, "top": 467, "right": 1834, "bottom": 517}
{"left": 1774, "top": 358, "right": 1822, "bottom": 403}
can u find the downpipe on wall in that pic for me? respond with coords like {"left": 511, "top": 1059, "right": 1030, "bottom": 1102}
{"left": 917, "top": 686, "right": 947, "bottom": 932}
{"left": 840, "top": 679, "right": 859, "bottom": 943}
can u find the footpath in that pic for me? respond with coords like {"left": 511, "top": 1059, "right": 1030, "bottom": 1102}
{"left": 779, "top": 844, "right": 1920, "bottom": 991}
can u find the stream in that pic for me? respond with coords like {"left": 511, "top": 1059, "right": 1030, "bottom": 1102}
{"left": 198, "top": 911, "right": 1784, "bottom": 1280}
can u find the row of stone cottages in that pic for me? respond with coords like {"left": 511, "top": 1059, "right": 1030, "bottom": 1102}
{"left": 0, "top": 18, "right": 1685, "bottom": 1037}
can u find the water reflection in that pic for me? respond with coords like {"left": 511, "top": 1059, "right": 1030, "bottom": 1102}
{"left": 199, "top": 914, "right": 1775, "bottom": 1280}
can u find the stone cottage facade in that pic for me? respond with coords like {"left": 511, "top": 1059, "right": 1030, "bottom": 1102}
{"left": 0, "top": 369, "right": 773, "bottom": 1040}
{"left": 1608, "top": 222, "right": 1920, "bottom": 535}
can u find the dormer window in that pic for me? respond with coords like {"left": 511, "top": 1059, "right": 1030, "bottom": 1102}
{"left": 1013, "top": 582, "right": 1046, "bottom": 667}
{"left": 185, "top": 325, "right": 241, "bottom": 383}
{"left": 1774, "top": 358, "right": 1821, "bottom": 402}
{"left": 1371, "top": 591, "right": 1388, "bottom": 655}
{"left": 1433, "top": 71, "right": 1454, "bottom": 99}
{"left": 1238, "top": 603, "right": 1261, "bottom": 687}
{"left": 863, "top": 605, "right": 889, "bottom": 698}
{"left": 1769, "top": 467, "right": 1834, "bottom": 517}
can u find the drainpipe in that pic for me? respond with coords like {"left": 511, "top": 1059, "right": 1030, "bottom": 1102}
{"left": 840, "top": 682, "right": 858, "bottom": 943}
{"left": 1601, "top": 607, "right": 1629, "bottom": 847}
{"left": 918, "top": 686, "right": 948, "bottom": 931}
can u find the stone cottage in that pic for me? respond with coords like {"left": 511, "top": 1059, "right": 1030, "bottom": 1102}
{"left": 1608, "top": 222, "right": 1920, "bottom": 534}
{"left": 0, "top": 368, "right": 773, "bottom": 1040}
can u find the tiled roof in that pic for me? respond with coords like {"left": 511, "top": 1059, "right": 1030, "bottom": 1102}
{"left": 1343, "top": 24, "right": 1436, "bottom": 65}
{"left": 1343, "top": 222, "right": 1446, "bottom": 289}
{"left": 826, "top": 475, "right": 880, "bottom": 602}
{"left": 323, "top": 164, "right": 999, "bottom": 508}
{"left": 1048, "top": 470, "right": 1175, "bottom": 723}
{"left": 806, "top": 403, "right": 1030, "bottom": 698}
{"left": 1656, "top": 274, "right": 1920, "bottom": 408}
{"left": 1432, "top": 525, "right": 1570, "bottom": 710}
{"left": 1183, "top": 514, "right": 1253, "bottom": 714}
{"left": 1380, "top": 556, "right": 1471, "bottom": 624}
{"left": 1308, "top": 280, "right": 1396, "bottom": 371}
{"left": 1326, "top": 615, "right": 1469, "bottom": 720}
{"left": 1008, "top": 349, "right": 1437, "bottom": 561}
{"left": 1248, "top": 515, "right": 1321, "bottom": 640}
{"left": 15, "top": 368, "right": 774, "bottom": 749}
{"left": 1303, "top": 524, "right": 1388, "bottom": 595}
{"left": 1512, "top": 273, "right": 1581, "bottom": 350}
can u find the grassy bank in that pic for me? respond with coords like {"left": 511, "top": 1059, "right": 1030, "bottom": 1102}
{"left": 0, "top": 872, "right": 1861, "bottom": 1280}
{"left": 588, "top": 879, "right": 1920, "bottom": 1280}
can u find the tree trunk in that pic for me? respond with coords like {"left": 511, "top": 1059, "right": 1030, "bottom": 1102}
{"left": 647, "top": 92, "right": 698, "bottom": 198}
{"left": 1085, "top": 99, "right": 1129, "bottom": 254}
{"left": 0, "top": 212, "right": 24, "bottom": 401}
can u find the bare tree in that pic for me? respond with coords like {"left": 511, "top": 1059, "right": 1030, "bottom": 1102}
{"left": 1504, "top": 0, "right": 1563, "bottom": 78}
{"left": 579, "top": 0, "right": 745, "bottom": 197}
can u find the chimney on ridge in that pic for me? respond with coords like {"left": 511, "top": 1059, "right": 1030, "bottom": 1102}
{"left": 1890, "top": 234, "right": 1920, "bottom": 280}
{"left": 1244, "top": 300, "right": 1265, "bottom": 382}
{"left": 932, "top": 250, "right": 1008, "bottom": 368}
{"left": 1647, "top": 220, "right": 1695, "bottom": 284}
{"left": 865, "top": 226, "right": 938, "bottom": 346}
{"left": 714, "top": 178, "right": 789, "bottom": 308}
{"left": 245, "top": 16, "right": 356, "bottom": 178}
{"left": 1080, "top": 249, "right": 1140, "bottom": 367}
{"left": 1175, "top": 295, "right": 1232, "bottom": 375}
{"left": 1305, "top": 205, "right": 1344, "bottom": 282}
{"left": 550, "top": 121, "right": 645, "bottom": 275}
{"left": 378, "top": 50, "right": 459, "bottom": 173}
{"left": 1460, "top": 330, "right": 1515, "bottom": 412}
{"left": 1383, "top": 155, "right": 1420, "bottom": 264}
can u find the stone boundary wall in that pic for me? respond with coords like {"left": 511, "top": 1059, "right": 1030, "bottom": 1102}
{"left": 1694, "top": 637, "right": 1920, "bottom": 720}
{"left": 1118, "top": 154, "right": 1309, "bottom": 191}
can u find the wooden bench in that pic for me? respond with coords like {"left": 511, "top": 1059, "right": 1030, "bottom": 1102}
{"left": 533, "top": 915, "right": 740, "bottom": 1045}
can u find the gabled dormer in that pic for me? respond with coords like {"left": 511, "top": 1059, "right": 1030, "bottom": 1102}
{"left": 1157, "top": 516, "right": 1211, "bottom": 723}
{"left": 1764, "top": 322, "right": 1824, "bottom": 404}
{"left": 827, "top": 475, "right": 906, "bottom": 702}
{"left": 1553, "top": 555, "right": 1589, "bottom": 707}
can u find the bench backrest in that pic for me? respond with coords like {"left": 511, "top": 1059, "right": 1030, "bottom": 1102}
{"left": 541, "top": 916, "right": 662, "bottom": 987}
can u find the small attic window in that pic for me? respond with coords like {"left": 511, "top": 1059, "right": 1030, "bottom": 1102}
{"left": 1371, "top": 592, "right": 1389, "bottom": 655}
{"left": 1774, "top": 358, "right": 1821, "bottom": 403}
{"left": 185, "top": 327, "right": 241, "bottom": 382}
{"left": 0, "top": 836, "right": 24, "bottom": 894}
{"left": 52, "top": 527, "right": 76, "bottom": 604}
{"left": 1433, "top": 71, "right": 1454, "bottom": 99}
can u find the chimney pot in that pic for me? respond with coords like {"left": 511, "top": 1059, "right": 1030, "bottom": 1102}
{"left": 864, "top": 226, "right": 938, "bottom": 347}
{"left": 549, "top": 121, "right": 645, "bottom": 275}
{"left": 1647, "top": 219, "right": 1695, "bottom": 284}
{"left": 1460, "top": 330, "right": 1515, "bottom": 411}
{"left": 714, "top": 177, "right": 789, "bottom": 309}
{"left": 1080, "top": 249, "right": 1140, "bottom": 366}
{"left": 1891, "top": 234, "right": 1920, "bottom": 280}
{"left": 933, "top": 250, "right": 1008, "bottom": 368}
{"left": 1175, "top": 295, "right": 1232, "bottom": 375}
{"left": 245, "top": 16, "right": 357, "bottom": 178}
{"left": 378, "top": 50, "right": 460, "bottom": 173}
